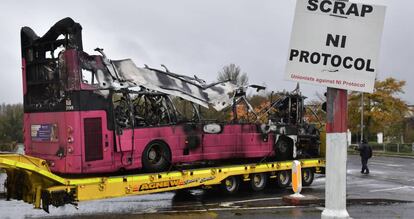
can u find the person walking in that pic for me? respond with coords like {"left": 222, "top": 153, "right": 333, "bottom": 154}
{"left": 358, "top": 139, "right": 373, "bottom": 174}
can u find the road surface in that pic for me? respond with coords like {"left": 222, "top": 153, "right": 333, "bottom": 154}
{"left": 0, "top": 155, "right": 413, "bottom": 218}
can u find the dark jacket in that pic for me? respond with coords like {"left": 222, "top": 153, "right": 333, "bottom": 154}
{"left": 359, "top": 143, "right": 372, "bottom": 159}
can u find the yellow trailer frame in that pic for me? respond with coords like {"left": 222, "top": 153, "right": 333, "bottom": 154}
{"left": 0, "top": 153, "right": 325, "bottom": 212}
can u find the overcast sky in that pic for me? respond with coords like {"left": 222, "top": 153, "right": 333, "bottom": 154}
{"left": 0, "top": 0, "right": 412, "bottom": 104}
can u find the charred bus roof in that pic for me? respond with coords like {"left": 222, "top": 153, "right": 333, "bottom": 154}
{"left": 21, "top": 17, "right": 238, "bottom": 111}
{"left": 21, "top": 17, "right": 83, "bottom": 52}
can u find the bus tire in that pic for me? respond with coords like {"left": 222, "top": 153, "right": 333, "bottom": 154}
{"left": 142, "top": 140, "right": 171, "bottom": 172}
{"left": 275, "top": 136, "right": 293, "bottom": 161}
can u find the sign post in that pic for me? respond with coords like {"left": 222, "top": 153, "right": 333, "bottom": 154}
{"left": 323, "top": 87, "right": 349, "bottom": 218}
{"left": 285, "top": 1, "right": 386, "bottom": 218}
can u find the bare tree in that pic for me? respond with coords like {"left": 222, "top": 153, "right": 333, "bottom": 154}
{"left": 217, "top": 63, "right": 248, "bottom": 86}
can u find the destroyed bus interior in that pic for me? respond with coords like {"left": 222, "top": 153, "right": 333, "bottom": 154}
{"left": 21, "top": 18, "right": 321, "bottom": 175}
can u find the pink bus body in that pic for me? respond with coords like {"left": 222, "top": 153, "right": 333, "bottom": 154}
{"left": 24, "top": 110, "right": 275, "bottom": 174}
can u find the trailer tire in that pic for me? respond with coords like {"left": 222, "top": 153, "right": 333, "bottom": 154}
{"left": 276, "top": 170, "right": 291, "bottom": 188}
{"left": 221, "top": 176, "right": 240, "bottom": 194}
{"left": 142, "top": 140, "right": 171, "bottom": 172}
{"left": 302, "top": 168, "right": 314, "bottom": 186}
{"left": 250, "top": 173, "right": 267, "bottom": 191}
{"left": 275, "top": 136, "right": 293, "bottom": 161}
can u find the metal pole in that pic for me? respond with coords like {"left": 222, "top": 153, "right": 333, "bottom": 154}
{"left": 321, "top": 88, "right": 350, "bottom": 219}
{"left": 360, "top": 92, "right": 364, "bottom": 142}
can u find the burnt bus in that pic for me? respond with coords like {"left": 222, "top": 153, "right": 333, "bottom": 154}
{"left": 21, "top": 18, "right": 320, "bottom": 174}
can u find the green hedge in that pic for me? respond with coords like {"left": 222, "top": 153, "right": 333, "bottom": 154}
{"left": 367, "top": 143, "right": 413, "bottom": 153}
{"left": 0, "top": 142, "right": 17, "bottom": 152}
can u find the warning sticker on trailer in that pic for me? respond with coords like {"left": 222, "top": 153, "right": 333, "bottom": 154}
{"left": 31, "top": 124, "right": 58, "bottom": 142}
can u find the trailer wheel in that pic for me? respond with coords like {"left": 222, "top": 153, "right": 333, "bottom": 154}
{"left": 275, "top": 136, "right": 293, "bottom": 161}
{"left": 250, "top": 173, "right": 267, "bottom": 191}
{"left": 276, "top": 170, "right": 291, "bottom": 188}
{"left": 221, "top": 176, "right": 240, "bottom": 194}
{"left": 302, "top": 168, "right": 314, "bottom": 186}
{"left": 142, "top": 140, "right": 171, "bottom": 172}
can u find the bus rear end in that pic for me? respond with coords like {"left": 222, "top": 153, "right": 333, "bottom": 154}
{"left": 21, "top": 18, "right": 113, "bottom": 174}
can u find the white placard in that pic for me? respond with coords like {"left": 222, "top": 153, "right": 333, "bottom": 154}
{"left": 285, "top": 0, "right": 386, "bottom": 93}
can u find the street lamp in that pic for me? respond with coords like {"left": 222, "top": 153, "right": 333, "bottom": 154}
{"left": 361, "top": 92, "right": 364, "bottom": 143}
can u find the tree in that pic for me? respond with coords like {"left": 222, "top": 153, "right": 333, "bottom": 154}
{"left": 217, "top": 63, "right": 248, "bottom": 86}
{"left": 230, "top": 93, "right": 270, "bottom": 123}
{"left": 348, "top": 77, "right": 409, "bottom": 142}
{"left": 305, "top": 98, "right": 326, "bottom": 127}
{"left": 197, "top": 64, "right": 249, "bottom": 122}
{"left": 0, "top": 103, "right": 23, "bottom": 151}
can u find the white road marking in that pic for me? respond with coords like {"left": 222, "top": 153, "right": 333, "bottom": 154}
{"left": 311, "top": 182, "right": 361, "bottom": 189}
{"left": 369, "top": 162, "right": 403, "bottom": 167}
{"left": 170, "top": 204, "right": 204, "bottom": 208}
{"left": 369, "top": 186, "right": 414, "bottom": 193}
{"left": 143, "top": 207, "right": 158, "bottom": 213}
{"left": 347, "top": 169, "right": 387, "bottom": 176}
{"left": 385, "top": 164, "right": 403, "bottom": 167}
{"left": 315, "top": 207, "right": 325, "bottom": 211}
{"left": 219, "top": 197, "right": 283, "bottom": 207}
{"left": 144, "top": 205, "right": 301, "bottom": 215}
{"left": 155, "top": 209, "right": 208, "bottom": 214}
{"left": 219, "top": 202, "right": 234, "bottom": 207}
{"left": 210, "top": 205, "right": 297, "bottom": 211}
{"left": 369, "top": 162, "right": 389, "bottom": 165}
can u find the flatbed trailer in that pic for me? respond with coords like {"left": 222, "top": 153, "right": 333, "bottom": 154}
{"left": 0, "top": 153, "right": 324, "bottom": 213}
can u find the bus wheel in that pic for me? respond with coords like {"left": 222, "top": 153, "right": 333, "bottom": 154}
{"left": 250, "top": 173, "right": 267, "bottom": 191}
{"left": 276, "top": 170, "right": 291, "bottom": 188}
{"left": 275, "top": 136, "right": 293, "bottom": 161}
{"left": 302, "top": 168, "right": 315, "bottom": 186}
{"left": 221, "top": 176, "right": 240, "bottom": 194}
{"left": 142, "top": 141, "right": 171, "bottom": 172}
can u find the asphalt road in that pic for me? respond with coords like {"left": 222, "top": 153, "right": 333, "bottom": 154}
{"left": 0, "top": 154, "right": 413, "bottom": 219}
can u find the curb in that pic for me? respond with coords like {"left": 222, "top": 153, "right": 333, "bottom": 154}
{"left": 282, "top": 194, "right": 320, "bottom": 205}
